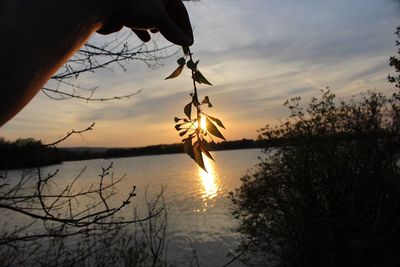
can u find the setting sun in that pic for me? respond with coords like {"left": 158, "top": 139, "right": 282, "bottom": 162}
{"left": 194, "top": 115, "right": 207, "bottom": 132}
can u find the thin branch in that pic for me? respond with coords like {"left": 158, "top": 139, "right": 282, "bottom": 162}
{"left": 99, "top": 163, "right": 112, "bottom": 211}
{"left": 43, "top": 122, "right": 95, "bottom": 147}
{"left": 221, "top": 251, "right": 245, "bottom": 267}
{"left": 42, "top": 87, "right": 142, "bottom": 102}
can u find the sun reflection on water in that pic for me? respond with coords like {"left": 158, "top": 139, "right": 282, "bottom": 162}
{"left": 198, "top": 154, "right": 220, "bottom": 202}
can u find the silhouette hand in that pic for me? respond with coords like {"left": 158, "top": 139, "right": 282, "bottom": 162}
{"left": 97, "top": 0, "right": 193, "bottom": 46}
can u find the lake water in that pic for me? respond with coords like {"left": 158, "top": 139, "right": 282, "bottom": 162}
{"left": 4, "top": 149, "right": 262, "bottom": 266}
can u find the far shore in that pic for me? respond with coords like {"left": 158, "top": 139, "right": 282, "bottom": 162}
{"left": 1, "top": 139, "right": 261, "bottom": 170}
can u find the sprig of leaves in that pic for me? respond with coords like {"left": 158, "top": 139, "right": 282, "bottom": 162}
{"left": 166, "top": 47, "right": 226, "bottom": 171}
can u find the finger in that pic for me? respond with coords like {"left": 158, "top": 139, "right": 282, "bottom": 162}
{"left": 165, "top": 0, "right": 193, "bottom": 43}
{"left": 97, "top": 19, "right": 124, "bottom": 35}
{"left": 158, "top": 0, "right": 194, "bottom": 46}
{"left": 131, "top": 29, "right": 151, "bottom": 42}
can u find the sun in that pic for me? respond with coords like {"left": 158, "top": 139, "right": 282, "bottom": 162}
{"left": 194, "top": 115, "right": 207, "bottom": 132}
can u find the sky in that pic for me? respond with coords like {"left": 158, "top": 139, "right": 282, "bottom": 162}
{"left": 1, "top": 0, "right": 399, "bottom": 147}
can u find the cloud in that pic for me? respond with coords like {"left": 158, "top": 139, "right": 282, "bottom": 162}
{"left": 3, "top": 0, "right": 399, "bottom": 146}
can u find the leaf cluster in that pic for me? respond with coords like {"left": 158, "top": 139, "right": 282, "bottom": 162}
{"left": 166, "top": 47, "right": 226, "bottom": 171}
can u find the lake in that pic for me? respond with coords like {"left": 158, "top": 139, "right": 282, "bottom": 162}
{"left": 4, "top": 148, "right": 262, "bottom": 266}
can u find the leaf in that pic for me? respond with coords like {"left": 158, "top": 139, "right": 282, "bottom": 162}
{"left": 201, "top": 96, "right": 210, "bottom": 104}
{"left": 206, "top": 117, "right": 226, "bottom": 140}
{"left": 183, "top": 138, "right": 195, "bottom": 160}
{"left": 174, "top": 117, "right": 180, "bottom": 123}
{"left": 194, "top": 140, "right": 207, "bottom": 172}
{"left": 177, "top": 57, "right": 186, "bottom": 66}
{"left": 202, "top": 96, "right": 213, "bottom": 108}
{"left": 193, "top": 71, "right": 213, "bottom": 86}
{"left": 184, "top": 102, "right": 192, "bottom": 120}
{"left": 206, "top": 115, "right": 225, "bottom": 129}
{"left": 165, "top": 64, "right": 185, "bottom": 80}
{"left": 200, "top": 140, "right": 214, "bottom": 161}
{"left": 187, "top": 59, "right": 199, "bottom": 71}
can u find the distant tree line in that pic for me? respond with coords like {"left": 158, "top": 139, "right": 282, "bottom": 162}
{"left": 0, "top": 137, "right": 261, "bottom": 170}
{"left": 0, "top": 138, "right": 60, "bottom": 169}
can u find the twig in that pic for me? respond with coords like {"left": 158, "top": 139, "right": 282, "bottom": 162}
{"left": 221, "top": 251, "right": 245, "bottom": 267}
{"left": 44, "top": 122, "right": 95, "bottom": 147}
{"left": 42, "top": 87, "right": 142, "bottom": 102}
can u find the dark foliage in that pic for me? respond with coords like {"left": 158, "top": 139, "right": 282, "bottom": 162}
{"left": 230, "top": 89, "right": 400, "bottom": 267}
{"left": 0, "top": 138, "right": 61, "bottom": 169}
{"left": 388, "top": 26, "right": 400, "bottom": 88}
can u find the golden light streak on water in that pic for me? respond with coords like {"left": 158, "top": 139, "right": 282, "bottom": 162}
{"left": 198, "top": 154, "right": 219, "bottom": 201}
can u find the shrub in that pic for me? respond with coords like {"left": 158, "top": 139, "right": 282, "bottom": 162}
{"left": 230, "top": 89, "right": 400, "bottom": 267}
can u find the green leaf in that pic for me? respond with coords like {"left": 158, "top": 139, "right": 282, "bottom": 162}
{"left": 165, "top": 64, "right": 185, "bottom": 80}
{"left": 206, "top": 117, "right": 226, "bottom": 140}
{"left": 206, "top": 115, "right": 225, "bottom": 129}
{"left": 177, "top": 57, "right": 186, "bottom": 66}
{"left": 193, "top": 71, "right": 213, "bottom": 86}
{"left": 194, "top": 140, "right": 207, "bottom": 172}
{"left": 184, "top": 102, "right": 192, "bottom": 120}
{"left": 183, "top": 138, "right": 195, "bottom": 160}
{"left": 200, "top": 140, "right": 214, "bottom": 161}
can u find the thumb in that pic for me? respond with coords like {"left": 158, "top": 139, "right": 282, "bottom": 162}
{"left": 158, "top": 0, "right": 193, "bottom": 46}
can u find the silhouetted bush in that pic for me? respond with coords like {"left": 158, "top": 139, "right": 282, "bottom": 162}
{"left": 230, "top": 89, "right": 400, "bottom": 267}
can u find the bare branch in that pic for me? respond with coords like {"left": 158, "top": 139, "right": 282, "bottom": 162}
{"left": 42, "top": 87, "right": 142, "bottom": 102}
{"left": 43, "top": 122, "right": 95, "bottom": 147}
{"left": 42, "top": 31, "right": 177, "bottom": 102}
